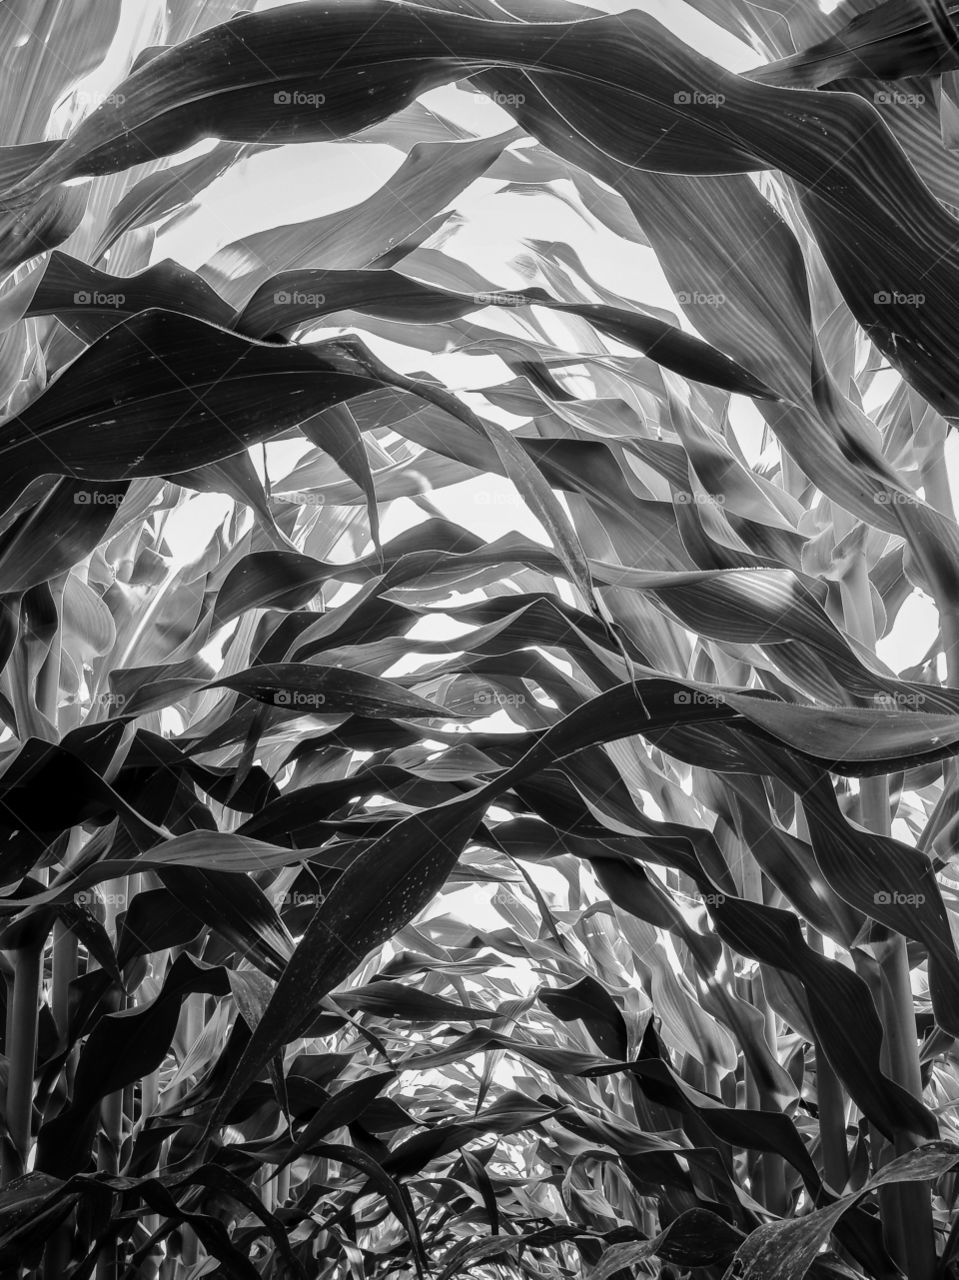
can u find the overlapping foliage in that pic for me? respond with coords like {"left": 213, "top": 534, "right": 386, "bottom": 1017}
{"left": 1, "top": 0, "right": 959, "bottom": 1277}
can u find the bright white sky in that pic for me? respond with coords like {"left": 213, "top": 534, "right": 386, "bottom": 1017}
{"left": 149, "top": 4, "right": 753, "bottom": 553}
{"left": 46, "top": 0, "right": 952, "bottom": 940}
{"left": 68, "top": 0, "right": 948, "bottom": 678}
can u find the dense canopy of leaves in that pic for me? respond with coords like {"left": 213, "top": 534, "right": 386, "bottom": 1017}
{"left": 1, "top": 1, "right": 959, "bottom": 1278}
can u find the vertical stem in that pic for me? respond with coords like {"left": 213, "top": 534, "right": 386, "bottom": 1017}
{"left": 796, "top": 803, "right": 850, "bottom": 1191}
{"left": 752, "top": 969, "right": 788, "bottom": 1214}
{"left": 261, "top": 1162, "right": 276, "bottom": 1215}
{"left": 37, "top": 589, "right": 75, "bottom": 1274}
{"left": 842, "top": 556, "right": 935, "bottom": 1280}
{"left": 140, "top": 1066, "right": 160, "bottom": 1250}
{"left": 43, "top": 919, "right": 79, "bottom": 1277}
{"left": 3, "top": 587, "right": 57, "bottom": 1187}
{"left": 275, "top": 1162, "right": 291, "bottom": 1211}
{"left": 177, "top": 993, "right": 204, "bottom": 1271}
{"left": 51, "top": 825, "right": 84, "bottom": 1079}
{"left": 740, "top": 849, "right": 787, "bottom": 1215}
{"left": 781, "top": 449, "right": 807, "bottom": 503}
{"left": 808, "top": 929, "right": 850, "bottom": 1191}
{"left": 51, "top": 921, "right": 77, "bottom": 1040}
{"left": 922, "top": 438, "right": 959, "bottom": 685}
{"left": 1, "top": 941, "right": 42, "bottom": 1183}
{"left": 743, "top": 1025, "right": 764, "bottom": 1204}
{"left": 97, "top": 880, "right": 126, "bottom": 1177}
{"left": 702, "top": 1061, "right": 720, "bottom": 1098}
{"left": 95, "top": 878, "right": 128, "bottom": 1280}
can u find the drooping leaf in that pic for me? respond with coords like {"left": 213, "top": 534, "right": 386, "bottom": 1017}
{"left": 750, "top": 0, "right": 959, "bottom": 87}
{"left": 203, "top": 792, "right": 492, "bottom": 1135}
{"left": 235, "top": 267, "right": 777, "bottom": 398}
{"left": 0, "top": 251, "right": 236, "bottom": 337}
{"left": 92, "top": 140, "right": 254, "bottom": 261}
{"left": 201, "top": 130, "right": 521, "bottom": 308}
{"left": 210, "top": 662, "right": 458, "bottom": 721}
{"left": 729, "top": 1142, "right": 959, "bottom": 1280}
